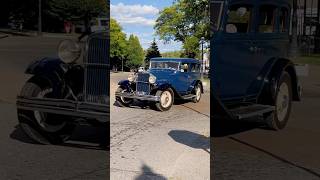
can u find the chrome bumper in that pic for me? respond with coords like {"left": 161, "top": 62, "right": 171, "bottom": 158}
{"left": 115, "top": 92, "right": 160, "bottom": 102}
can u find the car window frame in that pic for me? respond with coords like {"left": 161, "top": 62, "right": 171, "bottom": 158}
{"left": 257, "top": 4, "right": 279, "bottom": 34}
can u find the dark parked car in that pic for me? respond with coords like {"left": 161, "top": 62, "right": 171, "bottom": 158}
{"left": 211, "top": 0, "right": 301, "bottom": 130}
{"left": 115, "top": 58, "right": 204, "bottom": 111}
{"left": 16, "top": 31, "right": 109, "bottom": 144}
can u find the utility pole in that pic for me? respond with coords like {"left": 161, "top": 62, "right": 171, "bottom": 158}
{"left": 38, "top": 0, "right": 42, "bottom": 36}
{"left": 200, "top": 37, "right": 205, "bottom": 80}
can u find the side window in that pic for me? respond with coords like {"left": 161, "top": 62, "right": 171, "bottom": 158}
{"left": 226, "top": 5, "right": 252, "bottom": 33}
{"left": 258, "top": 5, "right": 277, "bottom": 33}
{"left": 180, "top": 63, "right": 189, "bottom": 73}
{"left": 190, "top": 63, "right": 197, "bottom": 72}
{"left": 280, "top": 7, "right": 289, "bottom": 32}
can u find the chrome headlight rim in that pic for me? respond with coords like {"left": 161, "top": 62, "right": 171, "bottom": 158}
{"left": 58, "top": 39, "right": 81, "bottom": 63}
{"left": 149, "top": 74, "right": 156, "bottom": 84}
{"left": 128, "top": 73, "right": 136, "bottom": 82}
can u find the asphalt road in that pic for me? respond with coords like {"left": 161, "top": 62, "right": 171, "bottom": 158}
{"left": 213, "top": 65, "right": 320, "bottom": 180}
{"left": 0, "top": 35, "right": 108, "bottom": 180}
{"left": 110, "top": 73, "right": 210, "bottom": 180}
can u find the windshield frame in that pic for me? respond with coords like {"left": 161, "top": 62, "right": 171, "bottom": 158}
{"left": 211, "top": 0, "right": 225, "bottom": 32}
{"left": 149, "top": 61, "right": 181, "bottom": 71}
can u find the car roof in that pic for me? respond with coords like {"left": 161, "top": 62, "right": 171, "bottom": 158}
{"left": 151, "top": 58, "right": 200, "bottom": 64}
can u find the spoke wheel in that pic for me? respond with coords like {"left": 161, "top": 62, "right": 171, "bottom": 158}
{"left": 155, "top": 89, "right": 174, "bottom": 111}
{"left": 265, "top": 72, "right": 292, "bottom": 130}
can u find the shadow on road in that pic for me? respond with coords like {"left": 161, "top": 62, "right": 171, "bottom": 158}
{"left": 168, "top": 130, "right": 209, "bottom": 153}
{"left": 134, "top": 164, "right": 167, "bottom": 180}
{"left": 10, "top": 124, "right": 108, "bottom": 151}
{"left": 212, "top": 117, "right": 262, "bottom": 137}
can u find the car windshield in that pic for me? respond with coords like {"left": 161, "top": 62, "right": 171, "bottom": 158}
{"left": 211, "top": 1, "right": 224, "bottom": 32}
{"left": 150, "top": 61, "right": 179, "bottom": 70}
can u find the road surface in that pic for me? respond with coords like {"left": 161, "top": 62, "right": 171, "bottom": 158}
{"left": 213, "top": 65, "right": 320, "bottom": 180}
{"left": 110, "top": 72, "right": 210, "bottom": 180}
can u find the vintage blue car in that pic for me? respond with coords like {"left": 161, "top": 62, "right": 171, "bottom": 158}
{"left": 115, "top": 58, "right": 204, "bottom": 111}
{"left": 211, "top": 0, "right": 301, "bottom": 130}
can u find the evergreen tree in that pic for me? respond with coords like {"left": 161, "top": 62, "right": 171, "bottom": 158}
{"left": 145, "top": 39, "right": 162, "bottom": 67}
{"left": 126, "top": 35, "right": 144, "bottom": 69}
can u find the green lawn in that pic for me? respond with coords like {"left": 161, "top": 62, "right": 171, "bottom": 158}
{"left": 293, "top": 54, "right": 320, "bottom": 65}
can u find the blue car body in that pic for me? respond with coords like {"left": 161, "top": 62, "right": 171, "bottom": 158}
{"left": 210, "top": 0, "right": 301, "bottom": 123}
{"left": 117, "top": 58, "right": 203, "bottom": 103}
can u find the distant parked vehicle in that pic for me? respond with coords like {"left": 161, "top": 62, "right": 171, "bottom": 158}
{"left": 115, "top": 58, "right": 204, "bottom": 111}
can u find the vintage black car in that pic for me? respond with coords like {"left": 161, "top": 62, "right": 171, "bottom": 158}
{"left": 16, "top": 31, "right": 109, "bottom": 144}
{"left": 211, "top": 0, "right": 301, "bottom": 130}
{"left": 115, "top": 58, "right": 204, "bottom": 111}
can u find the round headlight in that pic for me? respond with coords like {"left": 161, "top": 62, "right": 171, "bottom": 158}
{"left": 58, "top": 39, "right": 81, "bottom": 63}
{"left": 149, "top": 74, "right": 156, "bottom": 84}
{"left": 128, "top": 74, "right": 136, "bottom": 82}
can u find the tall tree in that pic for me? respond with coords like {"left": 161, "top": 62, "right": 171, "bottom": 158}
{"left": 183, "top": 36, "right": 200, "bottom": 58}
{"left": 145, "top": 39, "right": 162, "bottom": 67}
{"left": 49, "top": 0, "right": 107, "bottom": 31}
{"left": 110, "top": 18, "right": 128, "bottom": 70}
{"left": 126, "top": 35, "right": 144, "bottom": 69}
{"left": 154, "top": 0, "right": 209, "bottom": 58}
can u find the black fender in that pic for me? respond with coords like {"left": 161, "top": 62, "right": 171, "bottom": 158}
{"left": 191, "top": 80, "right": 204, "bottom": 93}
{"left": 118, "top": 80, "right": 132, "bottom": 90}
{"left": 25, "top": 57, "right": 66, "bottom": 97}
{"left": 257, "top": 58, "right": 300, "bottom": 104}
{"left": 154, "top": 82, "right": 181, "bottom": 98}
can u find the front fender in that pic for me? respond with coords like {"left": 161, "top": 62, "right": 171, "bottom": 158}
{"left": 25, "top": 57, "right": 66, "bottom": 97}
{"left": 118, "top": 80, "right": 132, "bottom": 90}
{"left": 191, "top": 80, "right": 204, "bottom": 93}
{"left": 26, "top": 57, "right": 65, "bottom": 75}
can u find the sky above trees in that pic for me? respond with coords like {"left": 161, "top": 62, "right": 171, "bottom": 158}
{"left": 110, "top": 0, "right": 182, "bottom": 52}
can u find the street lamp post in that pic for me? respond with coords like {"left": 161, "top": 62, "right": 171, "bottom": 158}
{"left": 200, "top": 37, "right": 205, "bottom": 80}
{"left": 38, "top": 0, "right": 42, "bottom": 36}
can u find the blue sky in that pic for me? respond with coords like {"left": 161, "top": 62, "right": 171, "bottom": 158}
{"left": 111, "top": 0, "right": 182, "bottom": 53}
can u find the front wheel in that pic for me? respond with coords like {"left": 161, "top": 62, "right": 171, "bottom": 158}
{"left": 155, "top": 89, "right": 174, "bottom": 111}
{"left": 265, "top": 72, "right": 292, "bottom": 130}
{"left": 17, "top": 80, "right": 75, "bottom": 144}
{"left": 115, "top": 86, "right": 133, "bottom": 107}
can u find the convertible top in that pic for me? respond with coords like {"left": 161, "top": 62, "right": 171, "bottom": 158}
{"left": 151, "top": 57, "right": 200, "bottom": 64}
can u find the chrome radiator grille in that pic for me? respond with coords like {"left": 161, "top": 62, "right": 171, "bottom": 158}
{"left": 136, "top": 73, "right": 150, "bottom": 95}
{"left": 84, "top": 32, "right": 109, "bottom": 104}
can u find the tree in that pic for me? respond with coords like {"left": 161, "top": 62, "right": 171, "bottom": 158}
{"left": 145, "top": 39, "right": 162, "bottom": 67}
{"left": 110, "top": 18, "right": 128, "bottom": 70}
{"left": 183, "top": 36, "right": 200, "bottom": 58}
{"left": 162, "top": 50, "right": 183, "bottom": 58}
{"left": 48, "top": 0, "right": 107, "bottom": 31}
{"left": 126, "top": 35, "right": 144, "bottom": 69}
{"left": 154, "top": 0, "right": 209, "bottom": 58}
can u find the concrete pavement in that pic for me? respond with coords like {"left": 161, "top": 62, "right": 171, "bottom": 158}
{"left": 110, "top": 73, "right": 210, "bottom": 180}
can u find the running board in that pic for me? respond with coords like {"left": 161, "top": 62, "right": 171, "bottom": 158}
{"left": 229, "top": 104, "right": 275, "bottom": 120}
{"left": 181, "top": 94, "right": 196, "bottom": 100}
{"left": 16, "top": 96, "right": 109, "bottom": 122}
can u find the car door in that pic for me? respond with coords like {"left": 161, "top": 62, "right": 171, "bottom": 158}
{"left": 212, "top": 3, "right": 256, "bottom": 100}
{"left": 175, "top": 63, "right": 191, "bottom": 95}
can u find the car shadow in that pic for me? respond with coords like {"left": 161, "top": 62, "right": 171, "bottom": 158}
{"left": 113, "top": 100, "right": 155, "bottom": 111}
{"left": 134, "top": 164, "right": 167, "bottom": 180}
{"left": 211, "top": 117, "right": 264, "bottom": 137}
{"left": 168, "top": 130, "right": 210, "bottom": 153}
{"left": 10, "top": 124, "right": 108, "bottom": 151}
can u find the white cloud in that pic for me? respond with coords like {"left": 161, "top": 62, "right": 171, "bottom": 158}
{"left": 111, "top": 3, "right": 159, "bottom": 26}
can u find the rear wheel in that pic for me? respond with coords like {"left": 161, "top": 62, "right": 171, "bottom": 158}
{"left": 265, "top": 72, "right": 292, "bottom": 130}
{"left": 192, "top": 84, "right": 202, "bottom": 103}
{"left": 155, "top": 89, "right": 174, "bottom": 111}
{"left": 116, "top": 86, "right": 133, "bottom": 107}
{"left": 17, "top": 80, "right": 75, "bottom": 144}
